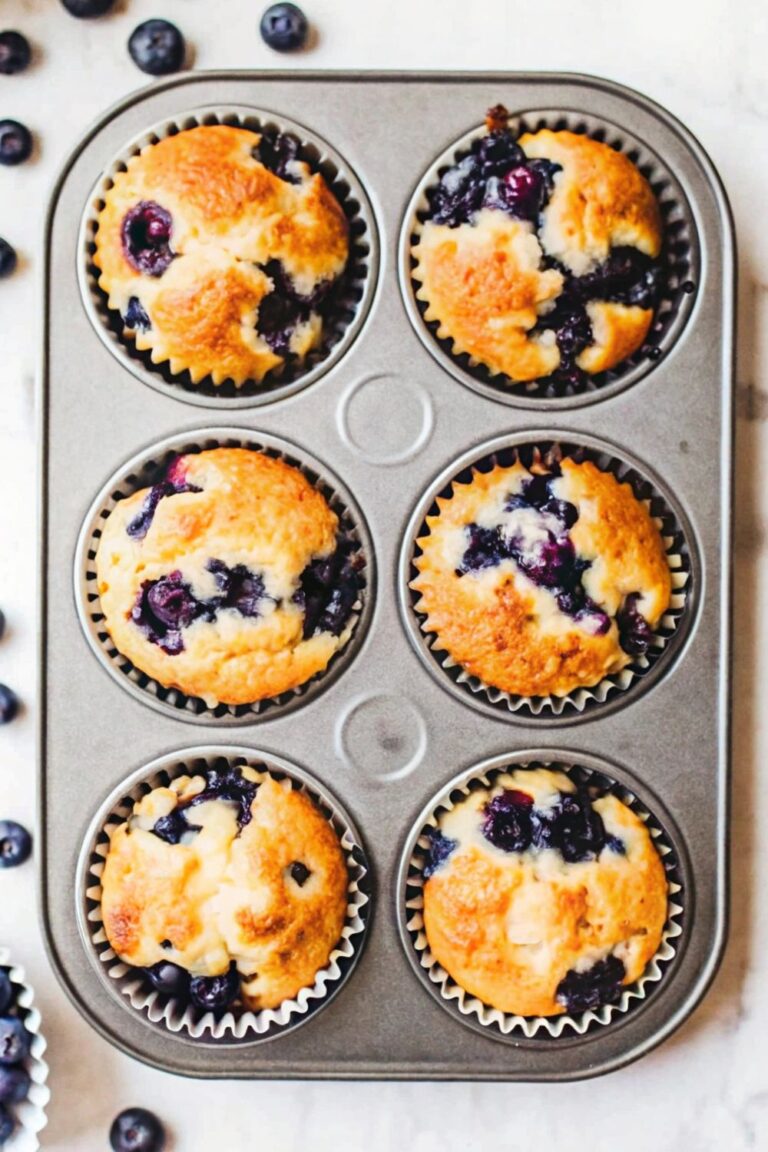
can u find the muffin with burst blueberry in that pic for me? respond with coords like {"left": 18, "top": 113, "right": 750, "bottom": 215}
{"left": 95, "top": 447, "right": 365, "bottom": 706}
{"left": 100, "top": 764, "right": 349, "bottom": 1015}
{"left": 412, "top": 105, "right": 663, "bottom": 392}
{"left": 93, "top": 124, "right": 350, "bottom": 387}
{"left": 411, "top": 451, "right": 671, "bottom": 700}
{"left": 422, "top": 767, "right": 668, "bottom": 1017}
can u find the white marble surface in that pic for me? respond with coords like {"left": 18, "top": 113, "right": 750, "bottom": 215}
{"left": 0, "top": 0, "right": 765, "bottom": 1147}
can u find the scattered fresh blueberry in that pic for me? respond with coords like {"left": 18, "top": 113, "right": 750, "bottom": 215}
{"left": 145, "top": 962, "right": 189, "bottom": 999}
{"left": 422, "top": 828, "right": 457, "bottom": 878}
{"left": 189, "top": 964, "right": 240, "bottom": 1013}
{"left": 0, "top": 822, "right": 31, "bottom": 868}
{"left": 260, "top": 3, "right": 309, "bottom": 51}
{"left": 481, "top": 790, "right": 534, "bottom": 852}
{"left": 109, "top": 1107, "right": 166, "bottom": 1152}
{"left": 0, "top": 240, "right": 15, "bottom": 279}
{"left": 0, "top": 975, "right": 12, "bottom": 1016}
{"left": 0, "top": 1018, "right": 29, "bottom": 1065}
{"left": 127, "top": 19, "right": 185, "bottom": 76}
{"left": 60, "top": 0, "right": 116, "bottom": 16}
{"left": 0, "top": 119, "right": 32, "bottom": 166}
{"left": 290, "top": 861, "right": 311, "bottom": 887}
{"left": 555, "top": 954, "right": 626, "bottom": 1014}
{"left": 121, "top": 201, "right": 174, "bottom": 277}
{"left": 0, "top": 31, "right": 31, "bottom": 75}
{"left": 0, "top": 1105, "right": 13, "bottom": 1147}
{"left": 0, "top": 1065, "right": 30, "bottom": 1105}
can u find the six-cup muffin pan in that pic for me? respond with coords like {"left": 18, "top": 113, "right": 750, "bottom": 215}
{"left": 40, "top": 71, "right": 734, "bottom": 1081}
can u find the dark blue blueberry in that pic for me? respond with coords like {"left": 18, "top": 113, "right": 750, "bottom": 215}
{"left": 481, "top": 789, "right": 534, "bottom": 853}
{"left": 606, "top": 834, "right": 626, "bottom": 855}
{"left": 188, "top": 765, "right": 259, "bottom": 830}
{"left": 0, "top": 686, "right": 17, "bottom": 725}
{"left": 207, "top": 560, "right": 268, "bottom": 619}
{"left": 189, "top": 963, "right": 240, "bottom": 1013}
{"left": 290, "top": 861, "right": 311, "bottom": 886}
{"left": 127, "top": 475, "right": 201, "bottom": 541}
{"left": 152, "top": 809, "right": 200, "bottom": 845}
{"left": 60, "top": 0, "right": 116, "bottom": 15}
{"left": 109, "top": 1107, "right": 166, "bottom": 1152}
{"left": 430, "top": 154, "right": 484, "bottom": 227}
{"left": 123, "top": 297, "right": 151, "bottom": 332}
{"left": 455, "top": 523, "right": 506, "bottom": 574}
{"left": 540, "top": 497, "right": 578, "bottom": 529}
{"left": 0, "top": 1105, "right": 13, "bottom": 1147}
{"left": 0, "top": 120, "right": 32, "bottom": 166}
{"left": 0, "top": 1018, "right": 29, "bottom": 1065}
{"left": 0, "top": 976, "right": 10, "bottom": 1016}
{"left": 131, "top": 572, "right": 208, "bottom": 655}
{"left": 295, "top": 537, "right": 364, "bottom": 639}
{"left": 0, "top": 822, "right": 30, "bottom": 868}
{"left": 0, "top": 31, "right": 31, "bottom": 75}
{"left": 616, "top": 591, "right": 654, "bottom": 657}
{"left": 128, "top": 19, "right": 185, "bottom": 76}
{"left": 500, "top": 165, "right": 545, "bottom": 220}
{"left": 145, "top": 962, "right": 189, "bottom": 999}
{"left": 422, "top": 828, "right": 458, "bottom": 878}
{"left": 256, "top": 289, "right": 302, "bottom": 356}
{"left": 260, "top": 3, "right": 309, "bottom": 51}
{"left": 570, "top": 247, "right": 661, "bottom": 310}
{"left": 121, "top": 201, "right": 174, "bottom": 277}
{"left": 532, "top": 791, "right": 606, "bottom": 862}
{"left": 514, "top": 534, "right": 579, "bottom": 590}
{"left": 0, "top": 1065, "right": 30, "bottom": 1105}
{"left": 255, "top": 133, "right": 300, "bottom": 182}
{"left": 0, "top": 239, "right": 16, "bottom": 279}
{"left": 527, "top": 158, "right": 562, "bottom": 198}
{"left": 473, "top": 129, "right": 525, "bottom": 176}
{"left": 555, "top": 954, "right": 626, "bottom": 1014}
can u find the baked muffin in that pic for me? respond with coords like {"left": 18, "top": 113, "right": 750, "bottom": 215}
{"left": 93, "top": 124, "right": 350, "bottom": 387}
{"left": 100, "top": 764, "right": 349, "bottom": 1013}
{"left": 95, "top": 447, "right": 365, "bottom": 706}
{"left": 412, "top": 105, "right": 663, "bottom": 391}
{"left": 411, "top": 453, "right": 671, "bottom": 699}
{"left": 422, "top": 767, "right": 668, "bottom": 1017}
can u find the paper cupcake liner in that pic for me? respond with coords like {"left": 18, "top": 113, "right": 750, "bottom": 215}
{"left": 400, "top": 107, "right": 699, "bottom": 407}
{"left": 78, "top": 106, "right": 377, "bottom": 409}
{"left": 0, "top": 948, "right": 50, "bottom": 1151}
{"left": 78, "top": 747, "right": 371, "bottom": 1045}
{"left": 401, "top": 433, "right": 695, "bottom": 722}
{"left": 398, "top": 753, "right": 685, "bottom": 1042}
{"left": 74, "top": 427, "right": 374, "bottom": 725}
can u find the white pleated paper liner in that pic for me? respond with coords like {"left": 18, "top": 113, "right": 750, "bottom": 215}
{"left": 78, "top": 748, "right": 371, "bottom": 1046}
{"left": 0, "top": 949, "right": 50, "bottom": 1151}
{"left": 400, "top": 106, "right": 699, "bottom": 407}
{"left": 401, "top": 433, "right": 695, "bottom": 722}
{"left": 398, "top": 754, "right": 685, "bottom": 1043}
{"left": 74, "top": 427, "right": 375, "bottom": 726}
{"left": 77, "top": 105, "right": 377, "bottom": 408}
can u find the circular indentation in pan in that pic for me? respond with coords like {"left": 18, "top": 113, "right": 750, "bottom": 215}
{"left": 77, "top": 746, "right": 371, "bottom": 1046}
{"left": 74, "top": 427, "right": 375, "bottom": 724}
{"left": 397, "top": 749, "right": 688, "bottom": 1045}
{"left": 399, "top": 108, "right": 699, "bottom": 409}
{"left": 399, "top": 431, "right": 697, "bottom": 723}
{"left": 78, "top": 106, "right": 378, "bottom": 408}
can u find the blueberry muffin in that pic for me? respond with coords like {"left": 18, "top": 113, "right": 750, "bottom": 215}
{"left": 100, "top": 764, "right": 349, "bottom": 1013}
{"left": 412, "top": 105, "right": 663, "bottom": 390}
{"left": 422, "top": 767, "right": 668, "bottom": 1017}
{"left": 411, "top": 454, "right": 671, "bottom": 699}
{"left": 93, "top": 125, "right": 350, "bottom": 387}
{"left": 95, "top": 447, "right": 364, "bottom": 706}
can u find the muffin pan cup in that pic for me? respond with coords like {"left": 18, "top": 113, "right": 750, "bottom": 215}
{"left": 41, "top": 71, "right": 733, "bottom": 1081}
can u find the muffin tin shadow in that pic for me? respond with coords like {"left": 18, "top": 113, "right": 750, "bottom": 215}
{"left": 41, "top": 71, "right": 733, "bottom": 1082}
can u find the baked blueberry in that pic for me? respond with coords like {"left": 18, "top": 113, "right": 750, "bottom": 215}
{"left": 0, "top": 120, "right": 32, "bottom": 166}
{"left": 145, "top": 962, "right": 189, "bottom": 999}
{"left": 616, "top": 591, "right": 654, "bottom": 656}
{"left": 260, "top": 3, "right": 309, "bottom": 51}
{"left": 152, "top": 809, "right": 200, "bottom": 846}
{"left": 188, "top": 764, "right": 260, "bottom": 830}
{"left": 126, "top": 464, "right": 200, "bottom": 540}
{"left": 481, "top": 790, "right": 533, "bottom": 852}
{"left": 0, "top": 1065, "right": 30, "bottom": 1105}
{"left": 109, "top": 1108, "right": 166, "bottom": 1152}
{"left": 555, "top": 954, "right": 626, "bottom": 1014}
{"left": 123, "top": 297, "right": 151, "bottom": 333}
{"left": 0, "top": 240, "right": 15, "bottom": 279}
{"left": 0, "top": 1105, "right": 13, "bottom": 1147}
{"left": 290, "top": 861, "right": 311, "bottom": 886}
{"left": 121, "top": 202, "right": 174, "bottom": 277}
{"left": 0, "top": 31, "right": 31, "bottom": 75}
{"left": 0, "top": 974, "right": 12, "bottom": 1016}
{"left": 0, "top": 822, "right": 31, "bottom": 868}
{"left": 0, "top": 1018, "right": 30, "bottom": 1065}
{"left": 422, "top": 828, "right": 457, "bottom": 879}
{"left": 0, "top": 686, "right": 18, "bottom": 724}
{"left": 60, "top": 0, "right": 115, "bottom": 15}
{"left": 189, "top": 964, "right": 240, "bottom": 1012}
{"left": 127, "top": 19, "right": 185, "bottom": 76}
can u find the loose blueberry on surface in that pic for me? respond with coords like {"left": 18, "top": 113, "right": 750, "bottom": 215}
{"left": 123, "top": 296, "right": 151, "bottom": 333}
{"left": 0, "top": 975, "right": 12, "bottom": 1016}
{"left": 0, "top": 239, "right": 16, "bottom": 279}
{"left": 294, "top": 537, "right": 364, "bottom": 639}
{"left": 189, "top": 963, "right": 240, "bottom": 1013}
{"left": 0, "top": 120, "right": 32, "bottom": 166}
{"left": 121, "top": 201, "right": 174, "bottom": 277}
{"left": 109, "top": 1107, "right": 166, "bottom": 1152}
{"left": 0, "top": 1018, "right": 30, "bottom": 1066}
{"left": 422, "top": 828, "right": 458, "bottom": 879}
{"left": 145, "top": 962, "right": 189, "bottom": 999}
{"left": 481, "top": 790, "right": 534, "bottom": 853}
{"left": 0, "top": 1105, "right": 13, "bottom": 1147}
{"left": 60, "top": 0, "right": 116, "bottom": 15}
{"left": 0, "top": 31, "right": 31, "bottom": 75}
{"left": 0, "top": 822, "right": 30, "bottom": 869}
{"left": 555, "top": 954, "right": 626, "bottom": 1014}
{"left": 127, "top": 19, "right": 185, "bottom": 76}
{"left": 0, "top": 1065, "right": 30, "bottom": 1105}
{"left": 616, "top": 591, "right": 654, "bottom": 657}
{"left": 290, "top": 861, "right": 311, "bottom": 887}
{"left": 260, "top": 3, "right": 309, "bottom": 51}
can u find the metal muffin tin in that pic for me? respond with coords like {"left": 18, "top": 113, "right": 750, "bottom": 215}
{"left": 40, "top": 71, "right": 733, "bottom": 1081}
